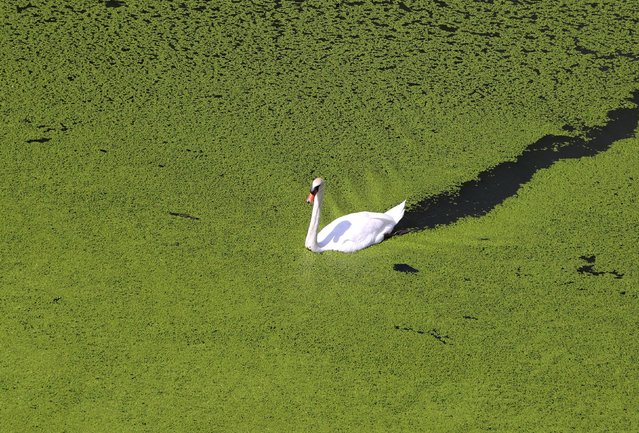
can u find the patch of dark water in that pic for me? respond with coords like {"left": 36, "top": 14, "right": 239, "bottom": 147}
{"left": 26, "top": 137, "right": 51, "bottom": 143}
{"left": 393, "top": 90, "right": 639, "bottom": 233}
{"left": 577, "top": 255, "right": 623, "bottom": 279}
{"left": 575, "top": 44, "right": 597, "bottom": 56}
{"left": 169, "top": 212, "right": 200, "bottom": 221}
{"left": 579, "top": 254, "right": 595, "bottom": 263}
{"left": 574, "top": 38, "right": 639, "bottom": 62}
{"left": 395, "top": 325, "right": 424, "bottom": 333}
{"left": 16, "top": 3, "right": 36, "bottom": 13}
{"left": 438, "top": 24, "right": 458, "bottom": 33}
{"left": 395, "top": 325, "right": 450, "bottom": 343}
{"left": 577, "top": 265, "right": 624, "bottom": 279}
{"left": 393, "top": 263, "right": 419, "bottom": 273}
{"left": 104, "top": 0, "right": 126, "bottom": 8}
{"left": 398, "top": 2, "right": 412, "bottom": 12}
{"left": 429, "top": 329, "right": 449, "bottom": 344}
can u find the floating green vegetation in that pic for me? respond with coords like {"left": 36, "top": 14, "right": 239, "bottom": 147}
{"left": 1, "top": 1, "right": 638, "bottom": 431}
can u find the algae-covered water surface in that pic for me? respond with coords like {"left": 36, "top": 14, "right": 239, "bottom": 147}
{"left": 2, "top": 0, "right": 638, "bottom": 431}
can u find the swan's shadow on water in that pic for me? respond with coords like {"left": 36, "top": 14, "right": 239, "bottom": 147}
{"left": 393, "top": 90, "right": 639, "bottom": 234}
{"left": 318, "top": 221, "right": 351, "bottom": 248}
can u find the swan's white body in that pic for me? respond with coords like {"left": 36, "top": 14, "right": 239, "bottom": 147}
{"left": 305, "top": 178, "right": 405, "bottom": 253}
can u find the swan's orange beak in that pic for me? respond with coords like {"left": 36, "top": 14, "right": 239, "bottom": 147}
{"left": 306, "top": 193, "right": 315, "bottom": 204}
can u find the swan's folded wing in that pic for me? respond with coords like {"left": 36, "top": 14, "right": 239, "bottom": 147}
{"left": 317, "top": 212, "right": 393, "bottom": 251}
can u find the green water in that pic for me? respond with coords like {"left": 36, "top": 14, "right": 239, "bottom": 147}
{"left": 2, "top": 1, "right": 638, "bottom": 431}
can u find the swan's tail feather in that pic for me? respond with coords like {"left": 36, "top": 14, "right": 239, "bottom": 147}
{"left": 385, "top": 200, "right": 406, "bottom": 225}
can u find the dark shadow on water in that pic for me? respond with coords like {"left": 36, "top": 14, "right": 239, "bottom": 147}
{"left": 394, "top": 90, "right": 639, "bottom": 233}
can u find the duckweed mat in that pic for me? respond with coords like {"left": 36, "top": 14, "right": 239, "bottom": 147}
{"left": 2, "top": 1, "right": 638, "bottom": 431}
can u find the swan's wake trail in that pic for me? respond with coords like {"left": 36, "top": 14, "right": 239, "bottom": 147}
{"left": 394, "top": 90, "right": 639, "bottom": 234}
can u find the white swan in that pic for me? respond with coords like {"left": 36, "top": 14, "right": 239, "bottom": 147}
{"left": 305, "top": 177, "right": 405, "bottom": 253}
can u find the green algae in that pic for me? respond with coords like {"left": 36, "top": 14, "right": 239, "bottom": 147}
{"left": 1, "top": 1, "right": 639, "bottom": 431}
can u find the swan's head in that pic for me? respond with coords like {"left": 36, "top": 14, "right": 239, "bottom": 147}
{"left": 306, "top": 177, "right": 324, "bottom": 204}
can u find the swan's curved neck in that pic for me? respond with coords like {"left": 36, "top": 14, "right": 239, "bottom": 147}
{"left": 305, "top": 187, "right": 324, "bottom": 252}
